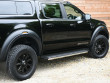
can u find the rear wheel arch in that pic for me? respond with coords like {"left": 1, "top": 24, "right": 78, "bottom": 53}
{"left": 11, "top": 37, "right": 41, "bottom": 56}
{"left": 0, "top": 29, "right": 42, "bottom": 61}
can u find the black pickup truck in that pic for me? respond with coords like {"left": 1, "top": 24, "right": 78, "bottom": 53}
{"left": 0, "top": 0, "right": 109, "bottom": 81}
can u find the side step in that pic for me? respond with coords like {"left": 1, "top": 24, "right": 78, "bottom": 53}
{"left": 41, "top": 49, "right": 89, "bottom": 60}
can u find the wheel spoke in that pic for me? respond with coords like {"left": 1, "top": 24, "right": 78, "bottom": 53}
{"left": 18, "top": 66, "right": 22, "bottom": 71}
{"left": 18, "top": 58, "right": 22, "bottom": 62}
{"left": 24, "top": 66, "right": 28, "bottom": 71}
{"left": 27, "top": 59, "right": 32, "bottom": 62}
{"left": 94, "top": 39, "right": 106, "bottom": 55}
{"left": 23, "top": 55, "right": 26, "bottom": 60}
{"left": 27, "top": 64, "right": 32, "bottom": 67}
{"left": 16, "top": 62, "right": 21, "bottom": 66}
{"left": 16, "top": 53, "right": 33, "bottom": 74}
{"left": 25, "top": 55, "right": 29, "bottom": 60}
{"left": 21, "top": 67, "right": 25, "bottom": 73}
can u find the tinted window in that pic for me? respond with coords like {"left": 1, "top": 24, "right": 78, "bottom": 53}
{"left": 16, "top": 2, "right": 33, "bottom": 15}
{"left": 64, "top": 5, "right": 82, "bottom": 20}
{"left": 0, "top": 1, "right": 16, "bottom": 15}
{"left": 42, "top": 3, "right": 62, "bottom": 18}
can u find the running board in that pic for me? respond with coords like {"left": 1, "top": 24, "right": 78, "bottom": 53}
{"left": 41, "top": 49, "right": 88, "bottom": 60}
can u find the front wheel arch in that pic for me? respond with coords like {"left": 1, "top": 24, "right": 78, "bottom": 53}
{"left": 89, "top": 35, "right": 109, "bottom": 58}
{"left": 90, "top": 26, "right": 109, "bottom": 46}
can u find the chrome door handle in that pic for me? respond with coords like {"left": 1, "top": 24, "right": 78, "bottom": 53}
{"left": 46, "top": 23, "right": 54, "bottom": 27}
{"left": 70, "top": 24, "right": 75, "bottom": 27}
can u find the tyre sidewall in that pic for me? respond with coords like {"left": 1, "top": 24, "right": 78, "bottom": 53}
{"left": 90, "top": 35, "right": 109, "bottom": 58}
{"left": 7, "top": 45, "right": 38, "bottom": 80}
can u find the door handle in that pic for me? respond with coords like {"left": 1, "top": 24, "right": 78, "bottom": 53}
{"left": 46, "top": 23, "right": 54, "bottom": 27}
{"left": 70, "top": 24, "right": 75, "bottom": 27}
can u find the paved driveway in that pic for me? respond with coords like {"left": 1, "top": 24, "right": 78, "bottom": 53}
{"left": 0, "top": 42, "right": 110, "bottom": 83}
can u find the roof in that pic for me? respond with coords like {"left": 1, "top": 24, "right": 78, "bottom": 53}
{"left": 0, "top": 0, "right": 69, "bottom": 4}
{"left": 35, "top": 0, "right": 66, "bottom": 3}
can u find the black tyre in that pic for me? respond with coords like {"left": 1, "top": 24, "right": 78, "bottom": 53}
{"left": 89, "top": 35, "right": 109, "bottom": 58}
{"left": 7, "top": 45, "right": 38, "bottom": 81}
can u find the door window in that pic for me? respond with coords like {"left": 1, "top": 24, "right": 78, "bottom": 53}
{"left": 64, "top": 5, "right": 82, "bottom": 20}
{"left": 41, "top": 3, "right": 62, "bottom": 18}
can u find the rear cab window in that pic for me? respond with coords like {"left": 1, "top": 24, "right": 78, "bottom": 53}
{"left": 0, "top": 1, "right": 34, "bottom": 18}
{"left": 16, "top": 1, "right": 33, "bottom": 15}
{"left": 0, "top": 1, "right": 16, "bottom": 15}
{"left": 41, "top": 3, "right": 62, "bottom": 18}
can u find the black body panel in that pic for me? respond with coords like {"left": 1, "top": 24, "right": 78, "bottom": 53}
{"left": 0, "top": 0, "right": 109, "bottom": 61}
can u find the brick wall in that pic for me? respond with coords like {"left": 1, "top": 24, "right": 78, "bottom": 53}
{"left": 65, "top": 0, "right": 110, "bottom": 29}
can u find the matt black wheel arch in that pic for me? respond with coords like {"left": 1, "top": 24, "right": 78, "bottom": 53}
{"left": 0, "top": 29, "right": 42, "bottom": 61}
{"left": 90, "top": 26, "right": 109, "bottom": 46}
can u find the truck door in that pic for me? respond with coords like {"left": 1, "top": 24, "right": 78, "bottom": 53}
{"left": 63, "top": 3, "right": 92, "bottom": 46}
{"left": 38, "top": 3, "right": 79, "bottom": 52}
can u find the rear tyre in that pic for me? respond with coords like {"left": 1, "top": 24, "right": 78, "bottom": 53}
{"left": 89, "top": 35, "right": 109, "bottom": 58}
{"left": 7, "top": 45, "right": 38, "bottom": 81}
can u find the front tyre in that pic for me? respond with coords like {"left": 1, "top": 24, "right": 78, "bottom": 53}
{"left": 89, "top": 35, "right": 109, "bottom": 58}
{"left": 7, "top": 45, "right": 38, "bottom": 81}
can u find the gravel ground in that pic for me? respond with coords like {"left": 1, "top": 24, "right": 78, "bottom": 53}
{"left": 0, "top": 43, "right": 110, "bottom": 83}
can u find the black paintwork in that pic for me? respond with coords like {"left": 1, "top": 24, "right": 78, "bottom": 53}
{"left": 0, "top": 0, "right": 109, "bottom": 61}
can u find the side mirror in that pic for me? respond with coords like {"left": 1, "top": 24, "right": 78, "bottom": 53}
{"left": 85, "top": 14, "right": 91, "bottom": 20}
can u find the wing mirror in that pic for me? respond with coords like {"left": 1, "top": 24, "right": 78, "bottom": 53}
{"left": 85, "top": 14, "right": 91, "bottom": 20}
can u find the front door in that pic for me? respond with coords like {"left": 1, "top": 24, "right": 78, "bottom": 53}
{"left": 63, "top": 3, "right": 92, "bottom": 45}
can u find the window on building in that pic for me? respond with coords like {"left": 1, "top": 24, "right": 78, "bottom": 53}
{"left": 42, "top": 3, "right": 62, "bottom": 18}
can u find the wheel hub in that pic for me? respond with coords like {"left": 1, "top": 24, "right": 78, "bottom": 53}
{"left": 22, "top": 60, "right": 26, "bottom": 65}
{"left": 16, "top": 53, "right": 33, "bottom": 74}
{"left": 95, "top": 39, "right": 106, "bottom": 55}
{"left": 98, "top": 45, "right": 102, "bottom": 49}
